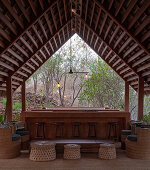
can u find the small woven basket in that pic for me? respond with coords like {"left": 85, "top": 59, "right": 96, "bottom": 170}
{"left": 98, "top": 143, "right": 116, "bottom": 160}
{"left": 29, "top": 141, "right": 56, "bottom": 161}
{"left": 64, "top": 144, "right": 81, "bottom": 160}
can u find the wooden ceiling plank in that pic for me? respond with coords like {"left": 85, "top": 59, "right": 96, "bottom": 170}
{"left": 115, "top": 0, "right": 125, "bottom": 16}
{"left": 0, "top": 11, "right": 17, "bottom": 35}
{"left": 141, "top": 30, "right": 150, "bottom": 43}
{"left": 20, "top": 37, "right": 33, "bottom": 53}
{"left": 127, "top": 75, "right": 138, "bottom": 82}
{"left": 105, "top": 50, "right": 112, "bottom": 60}
{"left": 130, "top": 81, "right": 138, "bottom": 85}
{"left": 104, "top": 20, "right": 113, "bottom": 40}
{"left": 63, "top": 0, "right": 67, "bottom": 22}
{"left": 123, "top": 43, "right": 138, "bottom": 58}
{"left": 116, "top": 63, "right": 126, "bottom": 71}
{"left": 0, "top": 87, "right": 6, "bottom": 91}
{"left": 121, "top": 0, "right": 138, "bottom": 23}
{"left": 7, "top": 48, "right": 24, "bottom": 62}
{"left": 49, "top": 41, "right": 54, "bottom": 52}
{"left": 0, "top": 28, "right": 11, "bottom": 41}
{"left": 39, "top": 0, "right": 44, "bottom": 10}
{"left": 137, "top": 63, "right": 150, "bottom": 72}
{"left": 134, "top": 16, "right": 150, "bottom": 36}
{"left": 35, "top": 54, "right": 43, "bottom": 63}
{"left": 123, "top": 71, "right": 135, "bottom": 78}
{"left": 62, "top": 28, "right": 65, "bottom": 42}
{"left": 51, "top": 8, "right": 57, "bottom": 30}
{"left": 128, "top": 49, "right": 144, "bottom": 63}
{"left": 44, "top": 13, "right": 53, "bottom": 35}
{"left": 58, "top": 32, "right": 62, "bottom": 45}
{"left": 114, "top": 32, "right": 126, "bottom": 48}
{"left": 14, "top": 43, "right": 29, "bottom": 58}
{"left": 90, "top": 2, "right": 95, "bottom": 26}
{"left": 94, "top": 0, "right": 150, "bottom": 56}
{"left": 12, "top": 81, "right": 20, "bottom": 86}
{"left": 142, "top": 71, "right": 150, "bottom": 77}
{"left": 128, "top": 1, "right": 150, "bottom": 30}
{"left": 22, "top": 66, "right": 32, "bottom": 74}
{"left": 57, "top": 1, "right": 62, "bottom": 26}
{"left": 118, "top": 37, "right": 132, "bottom": 54}
{"left": 112, "top": 58, "right": 121, "bottom": 67}
{"left": 30, "top": 58, "right": 39, "bottom": 67}
{"left": 108, "top": 0, "right": 114, "bottom": 10}
{"left": 95, "top": 8, "right": 101, "bottom": 31}
{"left": 28, "top": 0, "right": 37, "bottom": 16}
{"left": 86, "top": 29, "right": 90, "bottom": 41}
{"left": 85, "top": 0, "right": 89, "bottom": 21}
{"left": 26, "top": 62, "right": 35, "bottom": 70}
{"left": 0, "top": 71, "right": 8, "bottom": 77}
{"left": 1, "top": 54, "right": 19, "bottom": 67}
{"left": 101, "top": 46, "right": 107, "bottom": 57}
{"left": 90, "top": 32, "right": 94, "bottom": 45}
{"left": 17, "top": 71, "right": 28, "bottom": 77}
{"left": 38, "top": 20, "right": 48, "bottom": 39}
{"left": 0, "top": 61, "right": 14, "bottom": 71}
{"left": 99, "top": 14, "right": 107, "bottom": 35}
{"left": 132, "top": 55, "right": 150, "bottom": 68}
{"left": 16, "top": 0, "right": 30, "bottom": 22}
{"left": 40, "top": 50, "right": 47, "bottom": 59}
{"left": 44, "top": 46, "right": 50, "bottom": 56}
{"left": 53, "top": 37, "right": 58, "bottom": 49}
{"left": 2, "top": 0, "right": 24, "bottom": 29}
{"left": 32, "top": 25, "right": 43, "bottom": 44}
{"left": 26, "top": 31, "right": 38, "bottom": 48}
{"left": 98, "top": 41, "right": 103, "bottom": 52}
{"left": 120, "top": 67, "right": 130, "bottom": 75}
{"left": 0, "top": 77, "right": 4, "bottom": 81}
{"left": 109, "top": 54, "right": 117, "bottom": 63}
{"left": 12, "top": 75, "right": 23, "bottom": 82}
{"left": 109, "top": 25, "right": 119, "bottom": 44}
{"left": 94, "top": 37, "right": 99, "bottom": 49}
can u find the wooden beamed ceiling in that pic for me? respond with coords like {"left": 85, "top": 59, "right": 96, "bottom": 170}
{"left": 0, "top": 0, "right": 150, "bottom": 94}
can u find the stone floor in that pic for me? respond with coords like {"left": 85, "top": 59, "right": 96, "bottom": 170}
{"left": 0, "top": 149, "right": 150, "bottom": 170}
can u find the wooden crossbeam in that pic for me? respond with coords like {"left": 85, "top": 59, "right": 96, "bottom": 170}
{"left": 109, "top": 25, "right": 119, "bottom": 44}
{"left": 0, "top": 71, "right": 8, "bottom": 77}
{"left": 22, "top": 67, "right": 32, "bottom": 74}
{"left": 99, "top": 14, "right": 107, "bottom": 35}
{"left": 127, "top": 49, "right": 144, "bottom": 63}
{"left": 57, "top": 1, "right": 62, "bottom": 26}
{"left": 95, "top": 8, "right": 101, "bottom": 31}
{"left": 90, "top": 2, "right": 95, "bottom": 26}
{"left": 32, "top": 25, "right": 43, "bottom": 44}
{"left": 101, "top": 46, "right": 107, "bottom": 57}
{"left": 105, "top": 50, "right": 112, "bottom": 60}
{"left": 108, "top": 0, "right": 114, "bottom": 10}
{"left": 63, "top": 0, "right": 67, "bottom": 22}
{"left": 0, "top": 28, "right": 11, "bottom": 41}
{"left": 40, "top": 50, "right": 47, "bottom": 59}
{"left": 123, "top": 44, "right": 138, "bottom": 58}
{"left": 85, "top": 0, "right": 89, "bottom": 21}
{"left": 28, "top": 0, "right": 37, "bottom": 16}
{"left": 120, "top": 67, "right": 130, "bottom": 75}
{"left": 51, "top": 8, "right": 57, "bottom": 30}
{"left": 116, "top": 63, "right": 125, "bottom": 71}
{"left": 123, "top": 71, "right": 135, "bottom": 78}
{"left": 114, "top": 32, "right": 126, "bottom": 49}
{"left": 44, "top": 13, "right": 53, "bottom": 35}
{"left": 26, "top": 62, "right": 35, "bottom": 70}
{"left": 112, "top": 58, "right": 121, "bottom": 67}
{"left": 118, "top": 37, "right": 132, "bottom": 54}
{"left": 104, "top": 20, "right": 113, "bottom": 40}
{"left": 14, "top": 43, "right": 29, "bottom": 58}
{"left": 20, "top": 37, "right": 33, "bottom": 53}
{"left": 35, "top": 54, "right": 43, "bottom": 63}
{"left": 17, "top": 71, "right": 28, "bottom": 78}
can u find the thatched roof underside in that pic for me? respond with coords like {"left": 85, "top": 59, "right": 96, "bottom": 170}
{"left": 0, "top": 0, "right": 150, "bottom": 95}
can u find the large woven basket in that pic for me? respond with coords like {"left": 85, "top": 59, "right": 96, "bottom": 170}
{"left": 64, "top": 144, "right": 81, "bottom": 160}
{"left": 29, "top": 141, "right": 56, "bottom": 161}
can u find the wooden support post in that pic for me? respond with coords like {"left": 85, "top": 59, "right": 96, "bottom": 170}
{"left": 124, "top": 81, "right": 129, "bottom": 112}
{"left": 138, "top": 77, "right": 144, "bottom": 120}
{"left": 21, "top": 81, "right": 26, "bottom": 112}
{"left": 6, "top": 77, "right": 12, "bottom": 122}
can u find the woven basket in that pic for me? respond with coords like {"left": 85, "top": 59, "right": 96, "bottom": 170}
{"left": 98, "top": 144, "right": 116, "bottom": 160}
{"left": 30, "top": 141, "right": 56, "bottom": 161}
{"left": 64, "top": 144, "right": 81, "bottom": 160}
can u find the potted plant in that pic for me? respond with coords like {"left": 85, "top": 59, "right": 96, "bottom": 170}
{"left": 142, "top": 112, "right": 150, "bottom": 128}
